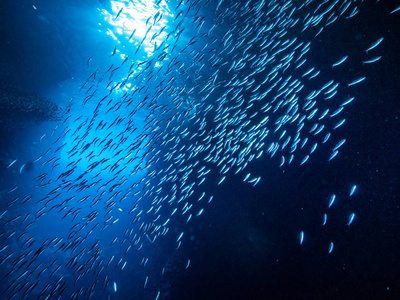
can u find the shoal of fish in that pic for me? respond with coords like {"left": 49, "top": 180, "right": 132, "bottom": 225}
{"left": 1, "top": 0, "right": 395, "bottom": 299}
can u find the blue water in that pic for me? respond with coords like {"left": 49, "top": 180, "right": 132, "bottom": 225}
{"left": 0, "top": 0, "right": 399, "bottom": 299}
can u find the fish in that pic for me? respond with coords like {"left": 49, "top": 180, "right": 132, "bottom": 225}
{"left": 328, "top": 194, "right": 336, "bottom": 208}
{"left": 114, "top": 7, "right": 123, "bottom": 21}
{"left": 332, "top": 55, "right": 348, "bottom": 68}
{"left": 365, "top": 37, "right": 384, "bottom": 53}
{"left": 7, "top": 186, "right": 18, "bottom": 193}
{"left": 87, "top": 56, "right": 93, "bottom": 67}
{"left": 333, "top": 119, "right": 346, "bottom": 130}
{"left": 19, "top": 164, "right": 25, "bottom": 175}
{"left": 328, "top": 242, "right": 334, "bottom": 254}
{"left": 0, "top": 0, "right": 386, "bottom": 298}
{"left": 330, "top": 107, "right": 344, "bottom": 118}
{"left": 109, "top": 45, "right": 117, "bottom": 57}
{"left": 347, "top": 77, "right": 366, "bottom": 87}
{"left": 7, "top": 159, "right": 17, "bottom": 168}
{"left": 333, "top": 139, "right": 346, "bottom": 151}
{"left": 322, "top": 133, "right": 331, "bottom": 144}
{"left": 300, "top": 155, "right": 309, "bottom": 165}
{"left": 185, "top": 259, "right": 191, "bottom": 269}
{"left": 328, "top": 150, "right": 339, "bottom": 161}
{"left": 349, "top": 185, "right": 357, "bottom": 197}
{"left": 347, "top": 213, "right": 356, "bottom": 226}
{"left": 341, "top": 97, "right": 355, "bottom": 107}
{"left": 322, "top": 214, "right": 327, "bottom": 226}
{"left": 390, "top": 6, "right": 400, "bottom": 15}
{"left": 362, "top": 56, "right": 382, "bottom": 64}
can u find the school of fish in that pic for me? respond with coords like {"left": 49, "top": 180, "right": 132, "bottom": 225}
{"left": 1, "top": 0, "right": 395, "bottom": 299}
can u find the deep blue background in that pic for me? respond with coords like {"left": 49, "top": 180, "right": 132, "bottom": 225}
{"left": 0, "top": 0, "right": 399, "bottom": 299}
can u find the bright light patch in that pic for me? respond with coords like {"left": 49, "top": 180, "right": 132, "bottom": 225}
{"left": 107, "top": 28, "right": 119, "bottom": 41}
{"left": 100, "top": 0, "right": 172, "bottom": 56}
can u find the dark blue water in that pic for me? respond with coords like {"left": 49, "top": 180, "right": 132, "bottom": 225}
{"left": 0, "top": 0, "right": 399, "bottom": 299}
